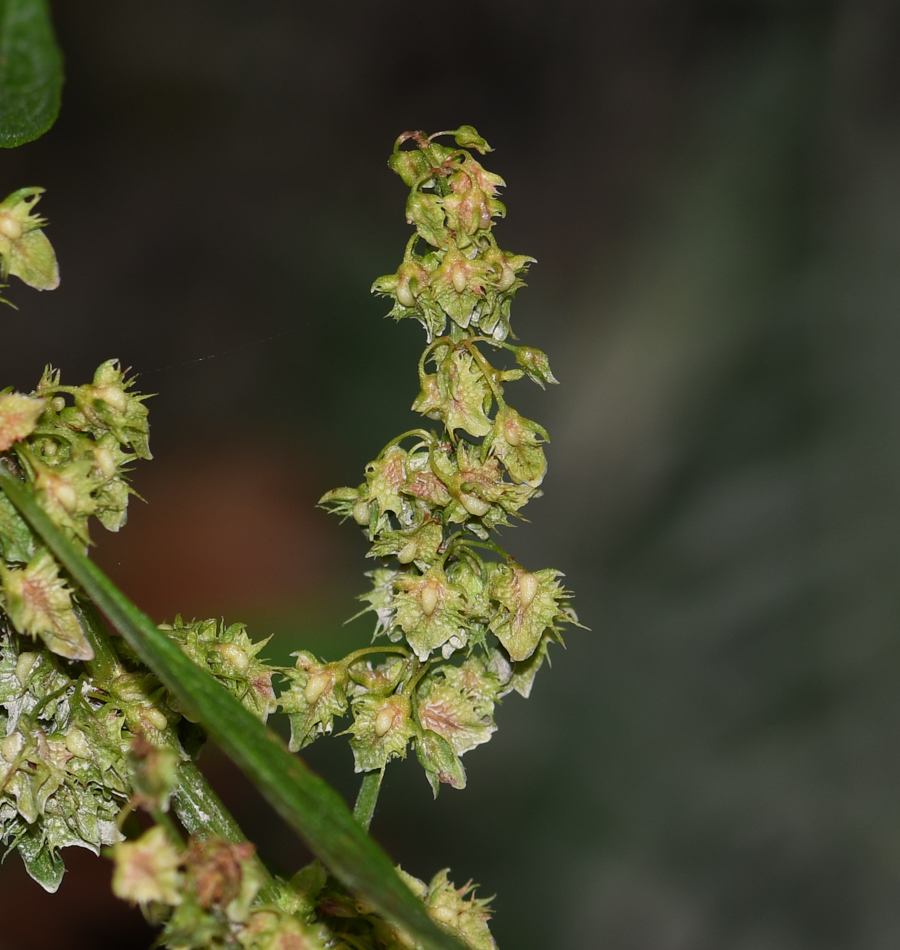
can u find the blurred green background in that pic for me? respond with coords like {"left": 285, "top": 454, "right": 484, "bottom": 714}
{"left": 2, "top": 2, "right": 899, "bottom": 948}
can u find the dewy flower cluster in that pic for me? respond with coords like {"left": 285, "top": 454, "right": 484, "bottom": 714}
{"left": 0, "top": 129, "right": 576, "bottom": 950}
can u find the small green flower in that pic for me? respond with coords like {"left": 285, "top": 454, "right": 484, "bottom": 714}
{"left": 162, "top": 618, "right": 277, "bottom": 722}
{"left": 0, "top": 188, "right": 59, "bottom": 292}
{"left": 367, "top": 521, "right": 444, "bottom": 569}
{"left": 346, "top": 692, "right": 417, "bottom": 772}
{"left": 364, "top": 445, "right": 413, "bottom": 527}
{"left": 27, "top": 453, "right": 98, "bottom": 543}
{"left": 383, "top": 868, "right": 497, "bottom": 950}
{"left": 415, "top": 659, "right": 499, "bottom": 757}
{"left": 489, "top": 565, "right": 570, "bottom": 662}
{"left": 393, "top": 566, "right": 468, "bottom": 661}
{"left": 70, "top": 361, "right": 152, "bottom": 460}
{"left": 278, "top": 650, "right": 349, "bottom": 751}
{"left": 0, "top": 549, "right": 93, "bottom": 660}
{"left": 412, "top": 347, "right": 493, "bottom": 439}
{"left": 487, "top": 406, "right": 549, "bottom": 487}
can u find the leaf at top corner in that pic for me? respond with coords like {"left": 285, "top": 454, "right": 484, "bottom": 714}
{"left": 0, "top": 0, "right": 63, "bottom": 148}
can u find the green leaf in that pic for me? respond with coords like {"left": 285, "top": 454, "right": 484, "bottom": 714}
{"left": 0, "top": 0, "right": 63, "bottom": 148}
{"left": 0, "top": 467, "right": 464, "bottom": 950}
{"left": 15, "top": 824, "right": 64, "bottom": 892}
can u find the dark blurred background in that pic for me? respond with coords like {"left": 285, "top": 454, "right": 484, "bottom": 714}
{"left": 1, "top": 1, "right": 899, "bottom": 948}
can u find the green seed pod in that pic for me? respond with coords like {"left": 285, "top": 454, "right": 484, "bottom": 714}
{"left": 374, "top": 704, "right": 397, "bottom": 737}
{"left": 14, "top": 651, "right": 38, "bottom": 685}
{"left": 352, "top": 498, "right": 370, "bottom": 525}
{"left": 93, "top": 385, "right": 128, "bottom": 413}
{"left": 460, "top": 493, "right": 490, "bottom": 517}
{"left": 0, "top": 213, "right": 23, "bottom": 240}
{"left": 215, "top": 642, "right": 250, "bottom": 673}
{"left": 65, "top": 726, "right": 92, "bottom": 759}
{"left": 303, "top": 670, "right": 333, "bottom": 705}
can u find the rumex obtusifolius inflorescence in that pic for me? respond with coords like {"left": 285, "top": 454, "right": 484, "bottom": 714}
{"left": 315, "top": 126, "right": 578, "bottom": 792}
{"left": 0, "top": 127, "right": 579, "bottom": 950}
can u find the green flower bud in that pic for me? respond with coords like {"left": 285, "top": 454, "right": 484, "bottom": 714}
{"left": 388, "top": 146, "right": 431, "bottom": 186}
{"left": 512, "top": 344, "right": 558, "bottom": 388}
{"left": 347, "top": 655, "right": 406, "bottom": 695}
{"left": 452, "top": 125, "right": 492, "bottom": 153}
{"left": 416, "top": 729, "right": 466, "bottom": 797}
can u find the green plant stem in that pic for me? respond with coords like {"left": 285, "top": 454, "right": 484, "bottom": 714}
{"left": 462, "top": 339, "right": 506, "bottom": 406}
{"left": 376, "top": 429, "right": 434, "bottom": 459}
{"left": 343, "top": 645, "right": 410, "bottom": 666}
{"left": 173, "top": 760, "right": 280, "bottom": 903}
{"left": 77, "top": 599, "right": 123, "bottom": 682}
{"left": 352, "top": 770, "right": 383, "bottom": 830}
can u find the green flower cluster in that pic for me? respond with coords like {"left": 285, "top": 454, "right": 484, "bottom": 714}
{"left": 0, "top": 132, "right": 571, "bottom": 950}
{"left": 112, "top": 829, "right": 331, "bottom": 950}
{"left": 0, "top": 360, "right": 150, "bottom": 659}
{"left": 371, "top": 127, "right": 532, "bottom": 343}
{"left": 316, "top": 127, "right": 577, "bottom": 794}
{"left": 112, "top": 826, "right": 496, "bottom": 950}
{"left": 0, "top": 358, "right": 159, "bottom": 887}
{"left": 0, "top": 632, "right": 128, "bottom": 891}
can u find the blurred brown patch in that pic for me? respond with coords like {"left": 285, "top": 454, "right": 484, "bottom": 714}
{"left": 0, "top": 847, "right": 153, "bottom": 950}
{"left": 92, "top": 442, "right": 335, "bottom": 622}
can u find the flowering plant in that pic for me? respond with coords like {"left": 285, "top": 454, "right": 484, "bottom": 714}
{"left": 0, "top": 117, "right": 577, "bottom": 949}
